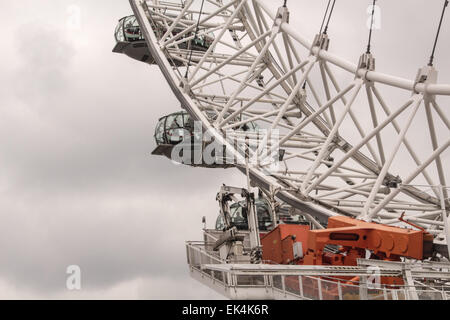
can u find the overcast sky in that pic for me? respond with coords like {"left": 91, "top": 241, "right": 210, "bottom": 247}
{"left": 0, "top": 0, "right": 448, "bottom": 299}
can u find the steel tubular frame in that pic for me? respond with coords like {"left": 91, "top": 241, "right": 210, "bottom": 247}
{"left": 130, "top": 0, "right": 450, "bottom": 255}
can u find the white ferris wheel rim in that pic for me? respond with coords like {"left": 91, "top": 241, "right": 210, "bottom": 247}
{"left": 129, "top": 0, "right": 450, "bottom": 252}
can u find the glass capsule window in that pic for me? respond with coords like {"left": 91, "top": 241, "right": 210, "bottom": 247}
{"left": 115, "top": 19, "right": 125, "bottom": 42}
{"left": 154, "top": 111, "right": 259, "bottom": 147}
{"left": 154, "top": 119, "right": 166, "bottom": 145}
{"left": 154, "top": 111, "right": 194, "bottom": 146}
{"left": 114, "top": 15, "right": 215, "bottom": 52}
{"left": 215, "top": 199, "right": 273, "bottom": 231}
{"left": 165, "top": 113, "right": 186, "bottom": 144}
{"left": 115, "top": 16, "right": 144, "bottom": 43}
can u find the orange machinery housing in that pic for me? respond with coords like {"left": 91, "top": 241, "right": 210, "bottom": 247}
{"left": 261, "top": 224, "right": 310, "bottom": 265}
{"left": 262, "top": 216, "right": 434, "bottom": 266}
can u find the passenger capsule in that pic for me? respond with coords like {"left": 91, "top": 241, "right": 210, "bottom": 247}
{"left": 151, "top": 111, "right": 259, "bottom": 168}
{"left": 215, "top": 200, "right": 311, "bottom": 232}
{"left": 113, "top": 15, "right": 214, "bottom": 65}
{"left": 215, "top": 199, "right": 274, "bottom": 232}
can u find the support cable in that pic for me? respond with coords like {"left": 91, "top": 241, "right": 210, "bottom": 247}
{"left": 185, "top": 0, "right": 206, "bottom": 78}
{"left": 429, "top": 0, "right": 449, "bottom": 66}
{"left": 309, "top": 0, "right": 337, "bottom": 90}
{"left": 366, "top": 0, "right": 377, "bottom": 54}
{"left": 319, "top": 0, "right": 332, "bottom": 35}
{"left": 323, "top": 0, "right": 336, "bottom": 34}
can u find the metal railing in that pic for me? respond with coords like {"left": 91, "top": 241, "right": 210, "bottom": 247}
{"left": 186, "top": 241, "right": 450, "bottom": 300}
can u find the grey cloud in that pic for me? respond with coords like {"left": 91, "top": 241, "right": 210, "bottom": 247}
{"left": 13, "top": 23, "right": 76, "bottom": 104}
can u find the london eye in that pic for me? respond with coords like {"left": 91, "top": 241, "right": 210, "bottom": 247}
{"left": 114, "top": 0, "right": 450, "bottom": 300}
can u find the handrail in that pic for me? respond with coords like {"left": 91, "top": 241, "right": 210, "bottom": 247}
{"left": 186, "top": 241, "right": 450, "bottom": 300}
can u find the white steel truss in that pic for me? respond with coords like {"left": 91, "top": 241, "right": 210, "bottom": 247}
{"left": 129, "top": 0, "right": 450, "bottom": 255}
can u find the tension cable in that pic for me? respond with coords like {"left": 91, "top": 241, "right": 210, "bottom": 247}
{"left": 323, "top": 0, "right": 336, "bottom": 34}
{"left": 185, "top": 0, "right": 206, "bottom": 78}
{"left": 366, "top": 0, "right": 377, "bottom": 54}
{"left": 319, "top": 0, "right": 332, "bottom": 35}
{"left": 428, "top": 0, "right": 449, "bottom": 66}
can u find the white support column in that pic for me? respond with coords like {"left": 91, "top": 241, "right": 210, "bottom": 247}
{"left": 317, "top": 278, "right": 323, "bottom": 300}
{"left": 431, "top": 99, "right": 450, "bottom": 130}
{"left": 338, "top": 281, "right": 343, "bottom": 300}
{"left": 425, "top": 100, "right": 448, "bottom": 199}
{"left": 403, "top": 266, "right": 419, "bottom": 300}
{"left": 438, "top": 185, "right": 450, "bottom": 259}
{"left": 366, "top": 83, "right": 386, "bottom": 165}
{"left": 299, "top": 276, "right": 304, "bottom": 298}
{"left": 359, "top": 276, "right": 368, "bottom": 300}
{"left": 392, "top": 290, "right": 398, "bottom": 300}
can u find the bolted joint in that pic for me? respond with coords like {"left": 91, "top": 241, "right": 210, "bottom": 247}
{"left": 256, "top": 75, "right": 265, "bottom": 88}
{"left": 355, "top": 53, "right": 375, "bottom": 80}
{"left": 299, "top": 87, "right": 307, "bottom": 104}
{"left": 180, "top": 78, "right": 191, "bottom": 93}
{"left": 275, "top": 6, "right": 290, "bottom": 25}
{"left": 292, "top": 87, "right": 307, "bottom": 106}
{"left": 312, "top": 33, "right": 330, "bottom": 51}
{"left": 358, "top": 53, "right": 376, "bottom": 71}
{"left": 383, "top": 175, "right": 402, "bottom": 189}
{"left": 413, "top": 65, "right": 438, "bottom": 94}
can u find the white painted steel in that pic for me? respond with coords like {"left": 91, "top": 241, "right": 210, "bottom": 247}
{"left": 128, "top": 0, "right": 450, "bottom": 253}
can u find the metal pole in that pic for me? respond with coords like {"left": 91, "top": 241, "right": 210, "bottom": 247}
{"left": 438, "top": 185, "right": 450, "bottom": 259}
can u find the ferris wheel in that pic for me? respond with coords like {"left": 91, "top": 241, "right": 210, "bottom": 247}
{"left": 122, "top": 0, "right": 450, "bottom": 258}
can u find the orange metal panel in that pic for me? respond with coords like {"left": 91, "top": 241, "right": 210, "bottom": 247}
{"left": 261, "top": 224, "right": 310, "bottom": 264}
